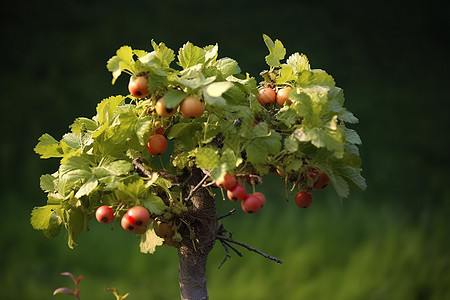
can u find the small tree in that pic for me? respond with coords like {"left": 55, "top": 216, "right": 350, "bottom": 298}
{"left": 31, "top": 35, "right": 366, "bottom": 299}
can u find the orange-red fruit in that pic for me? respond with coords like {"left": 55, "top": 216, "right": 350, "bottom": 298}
{"left": 227, "top": 184, "right": 247, "bottom": 201}
{"left": 121, "top": 206, "right": 150, "bottom": 233}
{"left": 215, "top": 173, "right": 237, "bottom": 190}
{"left": 121, "top": 214, "right": 147, "bottom": 234}
{"left": 241, "top": 194, "right": 262, "bottom": 213}
{"left": 276, "top": 87, "right": 293, "bottom": 106}
{"left": 313, "top": 172, "right": 330, "bottom": 190}
{"left": 155, "top": 98, "right": 177, "bottom": 118}
{"left": 147, "top": 134, "right": 168, "bottom": 155}
{"left": 253, "top": 192, "right": 266, "bottom": 207}
{"left": 128, "top": 76, "right": 149, "bottom": 98}
{"left": 257, "top": 88, "right": 276, "bottom": 107}
{"left": 295, "top": 191, "right": 313, "bottom": 208}
{"left": 95, "top": 206, "right": 114, "bottom": 224}
{"left": 180, "top": 96, "right": 205, "bottom": 119}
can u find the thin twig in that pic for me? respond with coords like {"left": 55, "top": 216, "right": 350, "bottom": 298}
{"left": 184, "top": 171, "right": 211, "bottom": 202}
{"left": 217, "top": 208, "right": 236, "bottom": 221}
{"left": 132, "top": 157, "right": 153, "bottom": 178}
{"left": 222, "top": 240, "right": 243, "bottom": 257}
{"left": 218, "top": 240, "right": 232, "bottom": 269}
{"left": 217, "top": 235, "right": 283, "bottom": 264}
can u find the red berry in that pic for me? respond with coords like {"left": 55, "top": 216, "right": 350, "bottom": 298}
{"left": 276, "top": 87, "right": 293, "bottom": 106}
{"left": 257, "top": 88, "right": 276, "bottom": 107}
{"left": 241, "top": 194, "right": 262, "bottom": 213}
{"left": 147, "top": 134, "right": 168, "bottom": 155}
{"left": 313, "top": 172, "right": 330, "bottom": 190}
{"left": 180, "top": 96, "right": 205, "bottom": 119}
{"left": 253, "top": 192, "right": 266, "bottom": 207}
{"left": 215, "top": 173, "right": 237, "bottom": 190}
{"left": 295, "top": 191, "right": 313, "bottom": 208}
{"left": 155, "top": 97, "right": 177, "bottom": 118}
{"left": 227, "top": 184, "right": 247, "bottom": 201}
{"left": 121, "top": 206, "right": 150, "bottom": 233}
{"left": 95, "top": 206, "right": 114, "bottom": 224}
{"left": 126, "top": 206, "right": 150, "bottom": 227}
{"left": 128, "top": 75, "right": 149, "bottom": 98}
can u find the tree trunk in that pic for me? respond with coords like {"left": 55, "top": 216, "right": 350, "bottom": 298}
{"left": 178, "top": 169, "right": 217, "bottom": 300}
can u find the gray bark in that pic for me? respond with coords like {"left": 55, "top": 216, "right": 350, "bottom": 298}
{"left": 178, "top": 169, "right": 217, "bottom": 300}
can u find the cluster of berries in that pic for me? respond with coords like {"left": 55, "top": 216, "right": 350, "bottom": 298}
{"left": 257, "top": 87, "right": 293, "bottom": 107}
{"left": 129, "top": 74, "right": 206, "bottom": 157}
{"left": 215, "top": 173, "right": 266, "bottom": 213}
{"left": 95, "top": 205, "right": 150, "bottom": 233}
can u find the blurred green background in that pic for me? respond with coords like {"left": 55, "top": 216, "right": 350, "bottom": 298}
{"left": 1, "top": 0, "right": 449, "bottom": 299}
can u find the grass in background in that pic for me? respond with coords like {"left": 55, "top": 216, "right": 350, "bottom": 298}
{"left": 2, "top": 184, "right": 449, "bottom": 299}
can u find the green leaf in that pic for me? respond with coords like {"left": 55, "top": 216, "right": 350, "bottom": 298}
{"left": 34, "top": 134, "right": 63, "bottom": 159}
{"left": 70, "top": 117, "right": 98, "bottom": 134}
{"left": 43, "top": 211, "right": 62, "bottom": 238}
{"left": 194, "top": 147, "right": 219, "bottom": 170}
{"left": 75, "top": 175, "right": 98, "bottom": 198}
{"left": 275, "top": 64, "right": 295, "bottom": 84}
{"left": 286, "top": 52, "right": 310, "bottom": 73}
{"left": 94, "top": 96, "right": 126, "bottom": 125}
{"left": 213, "top": 57, "right": 241, "bottom": 78}
{"left": 345, "top": 128, "right": 362, "bottom": 145}
{"left": 284, "top": 134, "right": 299, "bottom": 152}
{"left": 177, "top": 42, "right": 206, "bottom": 69}
{"left": 135, "top": 117, "right": 152, "bottom": 146}
{"left": 106, "top": 46, "right": 135, "bottom": 84}
{"left": 162, "top": 89, "right": 188, "bottom": 109}
{"left": 40, "top": 174, "right": 56, "bottom": 193}
{"left": 297, "top": 70, "right": 335, "bottom": 92}
{"left": 340, "top": 165, "right": 367, "bottom": 191}
{"left": 177, "top": 66, "right": 215, "bottom": 90}
{"left": 66, "top": 207, "right": 86, "bottom": 249}
{"left": 151, "top": 40, "right": 175, "bottom": 68}
{"left": 142, "top": 194, "right": 168, "bottom": 215}
{"left": 204, "top": 44, "right": 219, "bottom": 64}
{"left": 262, "top": 34, "right": 286, "bottom": 67}
{"left": 245, "top": 126, "right": 282, "bottom": 164}
{"left": 204, "top": 81, "right": 233, "bottom": 97}
{"left": 102, "top": 160, "right": 134, "bottom": 176}
{"left": 294, "top": 125, "right": 345, "bottom": 158}
{"left": 31, "top": 205, "right": 61, "bottom": 230}
{"left": 140, "top": 227, "right": 164, "bottom": 254}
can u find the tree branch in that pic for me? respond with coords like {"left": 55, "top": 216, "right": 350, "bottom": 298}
{"left": 216, "top": 235, "right": 282, "bottom": 264}
{"left": 217, "top": 208, "right": 236, "bottom": 221}
{"left": 184, "top": 171, "right": 211, "bottom": 202}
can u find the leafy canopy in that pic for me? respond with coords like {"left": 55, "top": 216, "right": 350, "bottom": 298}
{"left": 31, "top": 35, "right": 366, "bottom": 251}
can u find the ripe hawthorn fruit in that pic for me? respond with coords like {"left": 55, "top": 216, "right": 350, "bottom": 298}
{"left": 276, "top": 87, "right": 293, "bottom": 106}
{"left": 179, "top": 96, "right": 205, "bottom": 119}
{"left": 121, "top": 206, "right": 150, "bottom": 233}
{"left": 215, "top": 173, "right": 237, "bottom": 190}
{"left": 241, "top": 194, "right": 262, "bottom": 213}
{"left": 227, "top": 184, "right": 247, "bottom": 201}
{"left": 95, "top": 206, "right": 114, "bottom": 224}
{"left": 147, "top": 134, "right": 168, "bottom": 155}
{"left": 155, "top": 98, "right": 177, "bottom": 118}
{"left": 253, "top": 192, "right": 266, "bottom": 207}
{"left": 128, "top": 75, "right": 149, "bottom": 98}
{"left": 313, "top": 172, "right": 330, "bottom": 190}
{"left": 257, "top": 87, "right": 276, "bottom": 107}
{"left": 295, "top": 191, "right": 313, "bottom": 208}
